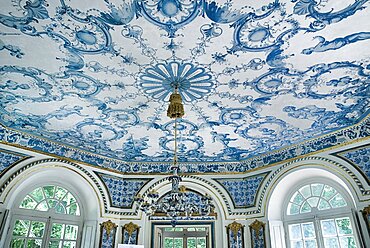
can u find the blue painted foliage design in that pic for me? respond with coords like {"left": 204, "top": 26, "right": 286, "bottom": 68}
{"left": 0, "top": 0, "right": 369, "bottom": 167}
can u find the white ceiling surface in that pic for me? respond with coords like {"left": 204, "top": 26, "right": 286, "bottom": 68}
{"left": 0, "top": 0, "right": 369, "bottom": 163}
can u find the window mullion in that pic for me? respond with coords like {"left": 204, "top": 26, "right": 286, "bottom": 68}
{"left": 314, "top": 215, "right": 324, "bottom": 248}
{"left": 41, "top": 216, "right": 52, "bottom": 248}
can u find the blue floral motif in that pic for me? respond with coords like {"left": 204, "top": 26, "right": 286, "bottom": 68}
{"left": 97, "top": 173, "right": 150, "bottom": 208}
{"left": 338, "top": 146, "right": 370, "bottom": 180}
{"left": 139, "top": 61, "right": 214, "bottom": 102}
{"left": 0, "top": 0, "right": 369, "bottom": 170}
{"left": 0, "top": 149, "right": 28, "bottom": 174}
{"left": 216, "top": 174, "right": 267, "bottom": 208}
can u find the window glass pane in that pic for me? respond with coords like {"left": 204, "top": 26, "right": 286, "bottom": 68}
{"left": 164, "top": 238, "right": 173, "bottom": 248}
{"left": 299, "top": 185, "right": 311, "bottom": 198}
{"left": 324, "top": 237, "right": 340, "bottom": 248}
{"left": 187, "top": 227, "right": 196, "bottom": 231}
{"left": 196, "top": 227, "right": 206, "bottom": 231}
{"left": 197, "top": 237, "right": 206, "bottom": 248}
{"left": 51, "top": 223, "right": 65, "bottom": 239}
{"left": 55, "top": 203, "right": 66, "bottom": 214}
{"left": 330, "top": 194, "right": 347, "bottom": 208}
{"left": 64, "top": 193, "right": 77, "bottom": 206}
{"left": 164, "top": 228, "right": 174, "bottom": 231}
{"left": 20, "top": 196, "right": 38, "bottom": 209}
{"left": 11, "top": 238, "right": 25, "bottom": 248}
{"left": 322, "top": 185, "right": 336, "bottom": 200}
{"left": 291, "top": 241, "right": 303, "bottom": 248}
{"left": 318, "top": 199, "right": 331, "bottom": 210}
{"left": 335, "top": 218, "right": 353, "bottom": 235}
{"left": 65, "top": 225, "right": 78, "bottom": 240}
{"left": 66, "top": 203, "right": 79, "bottom": 216}
{"left": 43, "top": 186, "right": 55, "bottom": 199}
{"left": 302, "top": 223, "right": 315, "bottom": 238}
{"left": 30, "top": 221, "right": 45, "bottom": 238}
{"left": 289, "top": 224, "right": 302, "bottom": 239}
{"left": 339, "top": 237, "right": 357, "bottom": 248}
{"left": 49, "top": 241, "right": 62, "bottom": 248}
{"left": 174, "top": 238, "right": 183, "bottom": 247}
{"left": 187, "top": 237, "right": 196, "bottom": 248}
{"left": 174, "top": 228, "right": 183, "bottom": 231}
{"left": 311, "top": 184, "right": 324, "bottom": 197}
{"left": 29, "top": 188, "right": 45, "bottom": 202}
{"left": 48, "top": 199, "right": 58, "bottom": 209}
{"left": 291, "top": 192, "right": 304, "bottom": 205}
{"left": 63, "top": 241, "right": 76, "bottom": 248}
{"left": 321, "top": 219, "right": 337, "bottom": 236}
{"left": 288, "top": 203, "right": 300, "bottom": 215}
{"left": 300, "top": 201, "right": 311, "bottom": 213}
{"left": 13, "top": 220, "right": 30, "bottom": 237}
{"left": 305, "top": 240, "right": 317, "bottom": 248}
{"left": 27, "top": 239, "right": 43, "bottom": 248}
{"left": 35, "top": 201, "right": 49, "bottom": 212}
{"left": 307, "top": 197, "right": 319, "bottom": 208}
{"left": 55, "top": 187, "right": 68, "bottom": 200}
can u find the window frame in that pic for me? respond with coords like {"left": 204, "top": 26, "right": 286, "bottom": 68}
{"left": 6, "top": 183, "right": 83, "bottom": 248}
{"left": 282, "top": 179, "right": 360, "bottom": 248}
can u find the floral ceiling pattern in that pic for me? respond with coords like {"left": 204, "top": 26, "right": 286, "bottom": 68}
{"left": 0, "top": 0, "right": 369, "bottom": 165}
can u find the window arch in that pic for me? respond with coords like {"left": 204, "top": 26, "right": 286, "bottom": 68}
{"left": 20, "top": 185, "right": 80, "bottom": 216}
{"left": 284, "top": 180, "right": 360, "bottom": 248}
{"left": 287, "top": 183, "right": 347, "bottom": 216}
{"left": 9, "top": 184, "right": 82, "bottom": 248}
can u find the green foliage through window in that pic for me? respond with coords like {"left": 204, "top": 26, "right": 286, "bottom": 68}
{"left": 19, "top": 185, "right": 80, "bottom": 216}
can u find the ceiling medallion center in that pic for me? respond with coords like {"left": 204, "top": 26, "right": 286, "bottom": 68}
{"left": 138, "top": 61, "right": 214, "bottom": 102}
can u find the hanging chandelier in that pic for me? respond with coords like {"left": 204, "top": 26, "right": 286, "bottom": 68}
{"left": 134, "top": 86, "right": 215, "bottom": 227}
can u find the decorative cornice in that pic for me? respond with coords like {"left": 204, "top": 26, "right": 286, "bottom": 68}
{"left": 0, "top": 114, "right": 368, "bottom": 174}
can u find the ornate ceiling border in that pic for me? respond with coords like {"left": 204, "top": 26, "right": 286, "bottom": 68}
{"left": 0, "top": 114, "right": 369, "bottom": 174}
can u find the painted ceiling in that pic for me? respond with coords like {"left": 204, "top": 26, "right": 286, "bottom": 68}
{"left": 0, "top": 0, "right": 369, "bottom": 167}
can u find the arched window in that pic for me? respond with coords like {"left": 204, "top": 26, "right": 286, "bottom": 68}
{"left": 8, "top": 184, "right": 82, "bottom": 248}
{"left": 284, "top": 182, "right": 359, "bottom": 248}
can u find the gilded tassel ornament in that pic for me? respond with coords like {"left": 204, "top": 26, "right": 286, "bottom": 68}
{"left": 167, "top": 88, "right": 184, "bottom": 119}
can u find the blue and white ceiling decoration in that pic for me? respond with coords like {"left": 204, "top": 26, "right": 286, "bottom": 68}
{"left": 96, "top": 172, "right": 152, "bottom": 208}
{"left": 0, "top": 0, "right": 369, "bottom": 173}
{"left": 215, "top": 173, "right": 268, "bottom": 208}
{"left": 0, "top": 148, "right": 30, "bottom": 175}
{"left": 334, "top": 145, "right": 370, "bottom": 183}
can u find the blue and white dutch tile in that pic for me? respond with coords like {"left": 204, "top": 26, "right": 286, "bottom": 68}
{"left": 216, "top": 174, "right": 267, "bottom": 208}
{"left": 0, "top": 149, "right": 28, "bottom": 174}
{"left": 0, "top": 0, "right": 369, "bottom": 173}
{"left": 97, "top": 173, "right": 150, "bottom": 208}
{"left": 340, "top": 146, "right": 370, "bottom": 179}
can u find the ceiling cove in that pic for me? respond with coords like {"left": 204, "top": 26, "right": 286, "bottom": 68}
{"left": 0, "top": 0, "right": 369, "bottom": 169}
